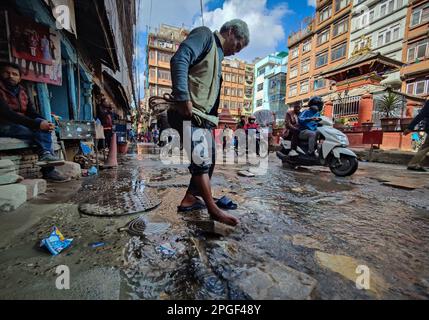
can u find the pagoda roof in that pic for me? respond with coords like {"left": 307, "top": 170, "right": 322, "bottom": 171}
{"left": 320, "top": 52, "right": 403, "bottom": 83}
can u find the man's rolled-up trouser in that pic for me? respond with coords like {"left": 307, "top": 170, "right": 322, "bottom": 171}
{"left": 167, "top": 108, "right": 216, "bottom": 196}
{"left": 408, "top": 134, "right": 429, "bottom": 168}
{"left": 299, "top": 129, "right": 317, "bottom": 154}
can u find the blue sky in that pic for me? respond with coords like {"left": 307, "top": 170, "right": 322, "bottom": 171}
{"left": 136, "top": 0, "right": 317, "bottom": 99}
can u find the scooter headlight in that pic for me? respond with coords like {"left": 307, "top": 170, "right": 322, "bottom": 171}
{"left": 336, "top": 134, "right": 348, "bottom": 145}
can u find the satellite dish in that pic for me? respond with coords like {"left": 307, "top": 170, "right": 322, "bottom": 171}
{"left": 254, "top": 110, "right": 275, "bottom": 127}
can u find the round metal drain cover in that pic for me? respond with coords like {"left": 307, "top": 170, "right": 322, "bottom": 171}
{"left": 79, "top": 189, "right": 161, "bottom": 217}
{"left": 118, "top": 216, "right": 147, "bottom": 236}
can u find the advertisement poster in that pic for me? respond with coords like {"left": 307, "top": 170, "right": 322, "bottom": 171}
{"left": 9, "top": 12, "right": 62, "bottom": 86}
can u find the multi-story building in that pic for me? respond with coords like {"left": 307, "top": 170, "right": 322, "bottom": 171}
{"left": 401, "top": 0, "right": 429, "bottom": 99}
{"left": 146, "top": 25, "right": 189, "bottom": 99}
{"left": 254, "top": 52, "right": 288, "bottom": 116}
{"left": 219, "top": 58, "right": 246, "bottom": 118}
{"left": 350, "top": 0, "right": 409, "bottom": 89}
{"left": 244, "top": 62, "right": 255, "bottom": 116}
{"left": 286, "top": 0, "right": 353, "bottom": 106}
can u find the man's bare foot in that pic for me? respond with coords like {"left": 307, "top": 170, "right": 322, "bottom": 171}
{"left": 180, "top": 193, "right": 200, "bottom": 208}
{"left": 209, "top": 208, "right": 239, "bottom": 226}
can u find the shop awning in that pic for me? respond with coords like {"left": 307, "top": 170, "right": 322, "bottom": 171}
{"left": 103, "top": 71, "right": 130, "bottom": 113}
{"left": 74, "top": 0, "right": 119, "bottom": 71}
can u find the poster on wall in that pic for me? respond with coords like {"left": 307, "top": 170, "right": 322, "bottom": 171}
{"left": 8, "top": 12, "right": 62, "bottom": 86}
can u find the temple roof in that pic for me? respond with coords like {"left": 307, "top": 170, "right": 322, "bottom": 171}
{"left": 320, "top": 52, "right": 403, "bottom": 83}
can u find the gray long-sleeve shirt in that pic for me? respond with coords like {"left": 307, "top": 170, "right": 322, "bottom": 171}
{"left": 170, "top": 26, "right": 224, "bottom": 115}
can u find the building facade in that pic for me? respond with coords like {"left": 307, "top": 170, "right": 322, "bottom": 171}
{"left": 254, "top": 52, "right": 288, "bottom": 115}
{"left": 146, "top": 24, "right": 189, "bottom": 99}
{"left": 286, "top": 0, "right": 353, "bottom": 106}
{"left": 350, "top": 0, "right": 409, "bottom": 89}
{"left": 219, "top": 58, "right": 246, "bottom": 118}
{"left": 401, "top": 0, "right": 429, "bottom": 99}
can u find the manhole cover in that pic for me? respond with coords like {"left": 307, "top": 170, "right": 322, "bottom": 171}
{"left": 78, "top": 189, "right": 161, "bottom": 217}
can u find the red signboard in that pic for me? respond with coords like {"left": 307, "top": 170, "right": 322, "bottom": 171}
{"left": 8, "top": 12, "right": 62, "bottom": 86}
{"left": 362, "top": 131, "right": 383, "bottom": 145}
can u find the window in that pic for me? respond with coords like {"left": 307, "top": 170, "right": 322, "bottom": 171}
{"left": 231, "top": 88, "right": 237, "bottom": 96}
{"left": 331, "top": 43, "right": 347, "bottom": 61}
{"left": 225, "top": 74, "right": 231, "bottom": 81}
{"left": 288, "top": 84, "right": 297, "bottom": 97}
{"left": 149, "top": 51, "right": 156, "bottom": 61}
{"left": 335, "top": 0, "right": 350, "bottom": 12}
{"left": 291, "top": 47, "right": 299, "bottom": 59}
{"left": 380, "top": 0, "right": 395, "bottom": 17}
{"left": 410, "top": 3, "right": 429, "bottom": 27}
{"left": 303, "top": 40, "right": 312, "bottom": 53}
{"left": 158, "top": 87, "right": 171, "bottom": 96}
{"left": 319, "top": 5, "right": 332, "bottom": 23}
{"left": 231, "top": 75, "right": 237, "bottom": 83}
{"left": 158, "top": 70, "right": 171, "bottom": 81}
{"left": 314, "top": 78, "right": 326, "bottom": 90}
{"left": 231, "top": 101, "right": 236, "bottom": 109}
{"left": 317, "top": 29, "right": 330, "bottom": 45}
{"left": 301, "top": 59, "right": 310, "bottom": 74}
{"left": 257, "top": 99, "right": 263, "bottom": 107}
{"left": 149, "top": 68, "right": 156, "bottom": 80}
{"left": 238, "top": 76, "right": 244, "bottom": 84}
{"left": 257, "top": 83, "right": 264, "bottom": 91}
{"left": 333, "top": 18, "right": 348, "bottom": 37}
{"left": 415, "top": 80, "right": 427, "bottom": 95}
{"left": 406, "top": 80, "right": 429, "bottom": 95}
{"left": 257, "top": 67, "right": 266, "bottom": 76}
{"left": 377, "top": 25, "right": 400, "bottom": 47}
{"left": 237, "top": 89, "right": 243, "bottom": 97}
{"left": 289, "top": 66, "right": 298, "bottom": 79}
{"left": 315, "top": 52, "right": 329, "bottom": 68}
{"left": 158, "top": 52, "right": 172, "bottom": 63}
{"left": 300, "top": 81, "right": 309, "bottom": 94}
{"left": 223, "top": 100, "right": 230, "bottom": 109}
{"left": 407, "top": 40, "right": 429, "bottom": 62}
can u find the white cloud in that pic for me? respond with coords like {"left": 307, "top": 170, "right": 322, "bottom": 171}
{"left": 307, "top": 0, "right": 317, "bottom": 7}
{"left": 202, "top": 0, "right": 292, "bottom": 62}
{"left": 138, "top": 0, "right": 201, "bottom": 32}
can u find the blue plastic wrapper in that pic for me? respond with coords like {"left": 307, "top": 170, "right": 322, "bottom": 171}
{"left": 88, "top": 166, "right": 98, "bottom": 176}
{"left": 40, "top": 227, "right": 73, "bottom": 256}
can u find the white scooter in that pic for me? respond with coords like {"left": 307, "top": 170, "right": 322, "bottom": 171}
{"left": 276, "top": 116, "right": 359, "bottom": 177}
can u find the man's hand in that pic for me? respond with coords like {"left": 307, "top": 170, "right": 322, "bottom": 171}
{"left": 178, "top": 101, "right": 193, "bottom": 119}
{"left": 40, "top": 120, "right": 55, "bottom": 132}
{"left": 403, "top": 129, "right": 411, "bottom": 136}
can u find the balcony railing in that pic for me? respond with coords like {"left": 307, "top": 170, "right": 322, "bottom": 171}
{"left": 288, "top": 21, "right": 314, "bottom": 46}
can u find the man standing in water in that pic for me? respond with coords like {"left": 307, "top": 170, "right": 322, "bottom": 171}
{"left": 168, "top": 19, "right": 250, "bottom": 226}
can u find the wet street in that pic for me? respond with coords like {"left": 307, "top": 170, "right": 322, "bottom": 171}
{"left": 0, "top": 143, "right": 428, "bottom": 300}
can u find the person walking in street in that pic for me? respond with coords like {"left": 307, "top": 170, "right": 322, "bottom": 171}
{"left": 284, "top": 103, "right": 301, "bottom": 157}
{"left": 0, "top": 62, "right": 67, "bottom": 182}
{"left": 403, "top": 99, "right": 429, "bottom": 172}
{"left": 222, "top": 125, "right": 233, "bottom": 153}
{"left": 168, "top": 19, "right": 249, "bottom": 226}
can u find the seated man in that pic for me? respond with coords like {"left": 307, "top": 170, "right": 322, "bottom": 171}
{"left": 284, "top": 103, "right": 301, "bottom": 157}
{"left": 0, "top": 62, "right": 66, "bottom": 182}
{"left": 298, "top": 96, "right": 323, "bottom": 156}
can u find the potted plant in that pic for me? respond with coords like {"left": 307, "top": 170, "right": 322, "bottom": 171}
{"left": 334, "top": 118, "right": 346, "bottom": 130}
{"left": 380, "top": 92, "right": 401, "bottom": 132}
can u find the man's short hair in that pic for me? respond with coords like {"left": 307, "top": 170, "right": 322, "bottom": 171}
{"left": 0, "top": 61, "right": 22, "bottom": 75}
{"left": 220, "top": 19, "right": 250, "bottom": 47}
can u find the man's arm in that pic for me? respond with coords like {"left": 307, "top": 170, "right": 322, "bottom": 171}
{"left": 170, "top": 26, "right": 214, "bottom": 102}
{"left": 299, "top": 110, "right": 314, "bottom": 123}
{"left": 407, "top": 100, "right": 429, "bottom": 131}
{"left": 0, "top": 97, "right": 43, "bottom": 130}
